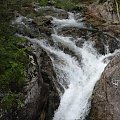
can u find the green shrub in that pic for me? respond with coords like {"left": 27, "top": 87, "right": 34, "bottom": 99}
{"left": 0, "top": 35, "right": 27, "bottom": 110}
{"left": 54, "top": 0, "right": 76, "bottom": 10}
{"left": 1, "top": 92, "right": 24, "bottom": 110}
{"left": 0, "top": 0, "right": 30, "bottom": 111}
{"left": 39, "top": 0, "right": 48, "bottom": 6}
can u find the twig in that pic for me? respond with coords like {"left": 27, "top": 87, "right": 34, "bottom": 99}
{"left": 114, "top": 0, "right": 120, "bottom": 22}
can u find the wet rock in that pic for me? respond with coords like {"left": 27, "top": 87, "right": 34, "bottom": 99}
{"left": 18, "top": 44, "right": 60, "bottom": 120}
{"left": 57, "top": 25, "right": 119, "bottom": 55}
{"left": 33, "top": 16, "right": 52, "bottom": 26}
{"left": 13, "top": 15, "right": 53, "bottom": 38}
{"left": 89, "top": 53, "right": 120, "bottom": 120}
{"left": 33, "top": 16, "right": 53, "bottom": 36}
{"left": 102, "top": 24, "right": 120, "bottom": 37}
{"left": 48, "top": 0, "right": 55, "bottom": 6}
{"left": 35, "top": 6, "right": 68, "bottom": 19}
{"left": 89, "top": 32, "right": 120, "bottom": 54}
{"left": 58, "top": 27, "right": 87, "bottom": 38}
{"left": 13, "top": 16, "right": 40, "bottom": 38}
{"left": 58, "top": 26, "right": 119, "bottom": 55}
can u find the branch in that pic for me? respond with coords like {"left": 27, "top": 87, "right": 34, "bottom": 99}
{"left": 114, "top": 0, "right": 120, "bottom": 22}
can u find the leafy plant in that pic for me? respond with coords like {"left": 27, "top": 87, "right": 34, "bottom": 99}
{"left": 0, "top": 0, "right": 30, "bottom": 111}
{"left": 39, "top": 0, "right": 48, "bottom": 6}
{"left": 1, "top": 92, "right": 24, "bottom": 110}
{"left": 54, "top": 0, "right": 75, "bottom": 10}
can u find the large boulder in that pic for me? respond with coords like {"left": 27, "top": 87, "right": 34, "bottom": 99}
{"left": 89, "top": 53, "right": 120, "bottom": 120}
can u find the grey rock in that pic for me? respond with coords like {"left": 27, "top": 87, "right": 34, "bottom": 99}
{"left": 89, "top": 53, "right": 120, "bottom": 120}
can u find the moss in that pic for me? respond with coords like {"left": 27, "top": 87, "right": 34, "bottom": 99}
{"left": 39, "top": 0, "right": 48, "bottom": 6}
{"left": 54, "top": 0, "right": 75, "bottom": 10}
{"left": 1, "top": 92, "right": 24, "bottom": 110}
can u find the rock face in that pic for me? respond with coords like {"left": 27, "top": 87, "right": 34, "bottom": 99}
{"left": 0, "top": 42, "right": 60, "bottom": 120}
{"left": 18, "top": 43, "right": 60, "bottom": 120}
{"left": 87, "top": 0, "right": 119, "bottom": 23}
{"left": 89, "top": 53, "right": 120, "bottom": 120}
{"left": 84, "top": 0, "right": 120, "bottom": 39}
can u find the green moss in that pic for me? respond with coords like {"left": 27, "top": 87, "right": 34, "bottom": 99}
{"left": 1, "top": 92, "right": 24, "bottom": 110}
{"left": 39, "top": 0, "right": 48, "bottom": 6}
{"left": 0, "top": 35, "right": 27, "bottom": 110}
{"left": 54, "top": 0, "right": 82, "bottom": 11}
{"left": 56, "top": 1, "right": 72, "bottom": 10}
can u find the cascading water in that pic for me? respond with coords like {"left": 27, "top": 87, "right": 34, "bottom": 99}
{"left": 52, "top": 12, "right": 84, "bottom": 29}
{"left": 26, "top": 35, "right": 110, "bottom": 120}
{"left": 16, "top": 10, "right": 118, "bottom": 120}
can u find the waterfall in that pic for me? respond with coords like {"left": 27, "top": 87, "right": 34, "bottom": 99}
{"left": 16, "top": 11, "right": 117, "bottom": 120}
{"left": 26, "top": 35, "right": 111, "bottom": 120}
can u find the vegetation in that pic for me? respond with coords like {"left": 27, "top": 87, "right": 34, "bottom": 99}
{"left": 39, "top": 0, "right": 82, "bottom": 11}
{"left": 39, "top": 0, "right": 48, "bottom": 6}
{"left": 54, "top": 0, "right": 81, "bottom": 11}
{"left": 0, "top": 0, "right": 30, "bottom": 111}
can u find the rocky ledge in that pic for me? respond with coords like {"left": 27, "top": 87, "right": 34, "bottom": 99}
{"left": 18, "top": 43, "right": 60, "bottom": 120}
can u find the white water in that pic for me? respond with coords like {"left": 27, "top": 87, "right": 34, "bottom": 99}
{"left": 52, "top": 12, "right": 84, "bottom": 29}
{"left": 16, "top": 12, "right": 117, "bottom": 120}
{"left": 49, "top": 13, "right": 111, "bottom": 120}
{"left": 25, "top": 34, "right": 110, "bottom": 120}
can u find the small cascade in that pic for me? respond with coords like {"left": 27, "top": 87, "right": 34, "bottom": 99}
{"left": 52, "top": 12, "right": 84, "bottom": 29}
